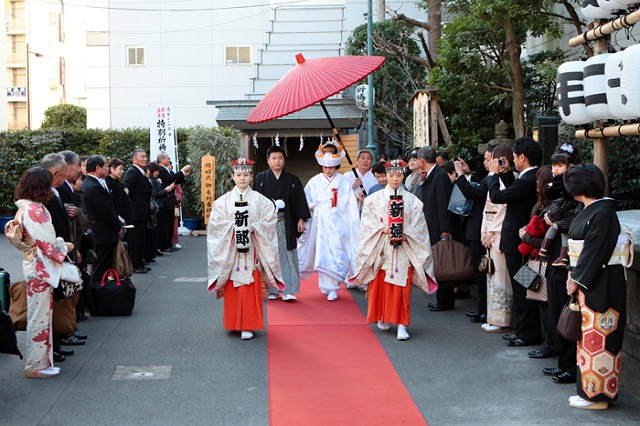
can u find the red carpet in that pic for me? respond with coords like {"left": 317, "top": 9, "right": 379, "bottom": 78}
{"left": 267, "top": 275, "right": 427, "bottom": 425}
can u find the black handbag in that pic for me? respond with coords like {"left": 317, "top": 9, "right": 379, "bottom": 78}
{"left": 89, "top": 269, "right": 136, "bottom": 316}
{"left": 556, "top": 295, "right": 582, "bottom": 341}
{"left": 513, "top": 260, "right": 543, "bottom": 292}
{"left": 477, "top": 249, "right": 494, "bottom": 274}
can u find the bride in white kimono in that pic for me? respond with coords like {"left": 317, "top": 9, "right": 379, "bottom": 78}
{"left": 297, "top": 140, "right": 360, "bottom": 301}
{"left": 206, "top": 158, "right": 284, "bottom": 340}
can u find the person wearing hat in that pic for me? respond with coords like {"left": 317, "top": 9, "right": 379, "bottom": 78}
{"left": 206, "top": 158, "right": 285, "bottom": 340}
{"left": 349, "top": 160, "right": 437, "bottom": 340}
{"left": 297, "top": 140, "right": 360, "bottom": 301}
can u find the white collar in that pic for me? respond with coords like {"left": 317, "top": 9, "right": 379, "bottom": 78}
{"left": 518, "top": 166, "right": 537, "bottom": 178}
{"left": 235, "top": 187, "right": 250, "bottom": 200}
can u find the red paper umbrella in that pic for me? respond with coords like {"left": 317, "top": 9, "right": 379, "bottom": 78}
{"left": 247, "top": 53, "right": 385, "bottom": 194}
{"left": 247, "top": 53, "right": 385, "bottom": 124}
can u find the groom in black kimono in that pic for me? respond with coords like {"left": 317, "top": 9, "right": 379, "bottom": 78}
{"left": 253, "top": 146, "right": 311, "bottom": 301}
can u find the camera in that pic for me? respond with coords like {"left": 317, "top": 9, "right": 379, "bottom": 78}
{"left": 498, "top": 159, "right": 505, "bottom": 167}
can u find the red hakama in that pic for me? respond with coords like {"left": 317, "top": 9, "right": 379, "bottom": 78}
{"left": 223, "top": 269, "right": 264, "bottom": 331}
{"left": 367, "top": 267, "right": 413, "bottom": 326}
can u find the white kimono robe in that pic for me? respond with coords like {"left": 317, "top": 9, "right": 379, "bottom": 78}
{"left": 206, "top": 188, "right": 284, "bottom": 293}
{"left": 297, "top": 172, "right": 360, "bottom": 291}
{"left": 349, "top": 186, "right": 438, "bottom": 294}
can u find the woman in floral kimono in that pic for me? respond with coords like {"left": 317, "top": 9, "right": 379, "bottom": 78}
{"left": 565, "top": 164, "right": 629, "bottom": 410}
{"left": 206, "top": 159, "right": 284, "bottom": 340}
{"left": 14, "top": 167, "right": 72, "bottom": 378}
{"left": 297, "top": 140, "right": 360, "bottom": 301}
{"left": 349, "top": 160, "right": 437, "bottom": 340}
{"left": 480, "top": 144, "right": 515, "bottom": 333}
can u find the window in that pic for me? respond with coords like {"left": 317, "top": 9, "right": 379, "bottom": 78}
{"left": 225, "top": 46, "right": 251, "bottom": 65}
{"left": 127, "top": 46, "right": 145, "bottom": 66}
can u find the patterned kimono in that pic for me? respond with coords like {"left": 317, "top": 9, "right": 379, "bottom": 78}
{"left": 15, "top": 199, "right": 68, "bottom": 372}
{"left": 481, "top": 188, "right": 513, "bottom": 328}
{"left": 206, "top": 188, "right": 284, "bottom": 331}
{"left": 569, "top": 199, "right": 626, "bottom": 403}
{"left": 297, "top": 172, "right": 360, "bottom": 293}
{"left": 350, "top": 186, "right": 437, "bottom": 326}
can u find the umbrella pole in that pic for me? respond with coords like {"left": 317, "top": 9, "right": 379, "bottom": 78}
{"left": 320, "top": 101, "right": 367, "bottom": 196}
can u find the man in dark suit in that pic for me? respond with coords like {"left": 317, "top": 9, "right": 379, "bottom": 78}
{"left": 124, "top": 149, "right": 152, "bottom": 273}
{"left": 82, "top": 156, "right": 123, "bottom": 283}
{"left": 156, "top": 153, "right": 191, "bottom": 252}
{"left": 41, "top": 154, "right": 83, "bottom": 357}
{"left": 57, "top": 151, "right": 90, "bottom": 322}
{"left": 454, "top": 147, "right": 492, "bottom": 323}
{"left": 417, "top": 146, "right": 456, "bottom": 311}
{"left": 487, "top": 137, "right": 543, "bottom": 347}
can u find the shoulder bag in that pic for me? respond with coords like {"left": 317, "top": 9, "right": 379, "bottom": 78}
{"left": 432, "top": 239, "right": 474, "bottom": 282}
{"left": 447, "top": 184, "right": 474, "bottom": 216}
{"left": 525, "top": 258, "right": 548, "bottom": 302}
{"left": 513, "top": 259, "right": 543, "bottom": 292}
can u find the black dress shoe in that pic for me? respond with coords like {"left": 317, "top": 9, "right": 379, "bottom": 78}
{"left": 53, "top": 352, "right": 66, "bottom": 362}
{"left": 73, "top": 332, "right": 87, "bottom": 340}
{"left": 155, "top": 250, "right": 165, "bottom": 256}
{"left": 542, "top": 367, "right": 565, "bottom": 376}
{"left": 428, "top": 303, "right": 454, "bottom": 312}
{"left": 60, "top": 335, "right": 85, "bottom": 346}
{"left": 528, "top": 345, "right": 555, "bottom": 359}
{"left": 134, "top": 268, "right": 148, "bottom": 274}
{"left": 428, "top": 302, "right": 438, "bottom": 308}
{"left": 76, "top": 313, "right": 88, "bottom": 321}
{"left": 466, "top": 311, "right": 482, "bottom": 318}
{"left": 470, "top": 314, "right": 487, "bottom": 323}
{"left": 144, "top": 266, "right": 152, "bottom": 271}
{"left": 144, "top": 259, "right": 157, "bottom": 263}
{"left": 553, "top": 372, "right": 577, "bottom": 384}
{"left": 161, "top": 247, "right": 175, "bottom": 253}
{"left": 502, "top": 333, "right": 518, "bottom": 341}
{"left": 57, "top": 347, "right": 74, "bottom": 356}
{"left": 506, "top": 338, "right": 531, "bottom": 347}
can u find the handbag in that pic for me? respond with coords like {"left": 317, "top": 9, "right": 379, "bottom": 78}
{"left": 89, "top": 269, "right": 136, "bottom": 316}
{"left": 113, "top": 240, "right": 134, "bottom": 280}
{"left": 432, "top": 239, "right": 474, "bottom": 282}
{"left": 61, "top": 257, "right": 82, "bottom": 285}
{"left": 556, "top": 294, "right": 582, "bottom": 341}
{"left": 54, "top": 257, "right": 84, "bottom": 301}
{"left": 8, "top": 281, "right": 27, "bottom": 331}
{"left": 477, "top": 249, "right": 494, "bottom": 274}
{"left": 526, "top": 259, "right": 548, "bottom": 302}
{"left": 513, "top": 259, "right": 543, "bottom": 292}
{"left": 447, "top": 184, "right": 474, "bottom": 216}
{"left": 52, "top": 296, "right": 77, "bottom": 336}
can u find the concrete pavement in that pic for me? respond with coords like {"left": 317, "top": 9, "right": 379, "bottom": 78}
{"left": 1, "top": 235, "right": 639, "bottom": 425}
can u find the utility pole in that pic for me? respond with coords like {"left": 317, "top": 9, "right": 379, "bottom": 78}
{"left": 366, "top": 0, "right": 376, "bottom": 157}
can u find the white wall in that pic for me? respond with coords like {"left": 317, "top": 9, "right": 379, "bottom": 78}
{"left": 99, "top": 0, "right": 423, "bottom": 129}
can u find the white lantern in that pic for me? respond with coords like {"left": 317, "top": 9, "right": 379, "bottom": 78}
{"left": 584, "top": 53, "right": 613, "bottom": 120}
{"left": 600, "top": 0, "right": 633, "bottom": 12}
{"left": 605, "top": 51, "right": 636, "bottom": 120}
{"left": 581, "top": 0, "right": 615, "bottom": 20}
{"left": 557, "top": 61, "right": 591, "bottom": 125}
{"left": 355, "top": 84, "right": 374, "bottom": 111}
{"left": 620, "top": 44, "right": 640, "bottom": 120}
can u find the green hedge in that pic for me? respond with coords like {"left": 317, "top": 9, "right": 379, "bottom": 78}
{"left": 0, "top": 127, "right": 241, "bottom": 218}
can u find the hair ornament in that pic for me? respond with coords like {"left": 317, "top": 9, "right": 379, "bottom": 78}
{"left": 560, "top": 143, "right": 574, "bottom": 153}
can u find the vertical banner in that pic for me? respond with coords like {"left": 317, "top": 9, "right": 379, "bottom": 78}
{"left": 412, "top": 92, "right": 429, "bottom": 147}
{"left": 150, "top": 104, "right": 176, "bottom": 165}
{"left": 201, "top": 155, "right": 215, "bottom": 225}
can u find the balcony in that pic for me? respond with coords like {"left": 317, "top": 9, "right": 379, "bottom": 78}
{"left": 7, "top": 19, "right": 26, "bottom": 34}
{"left": 6, "top": 52, "right": 27, "bottom": 66}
